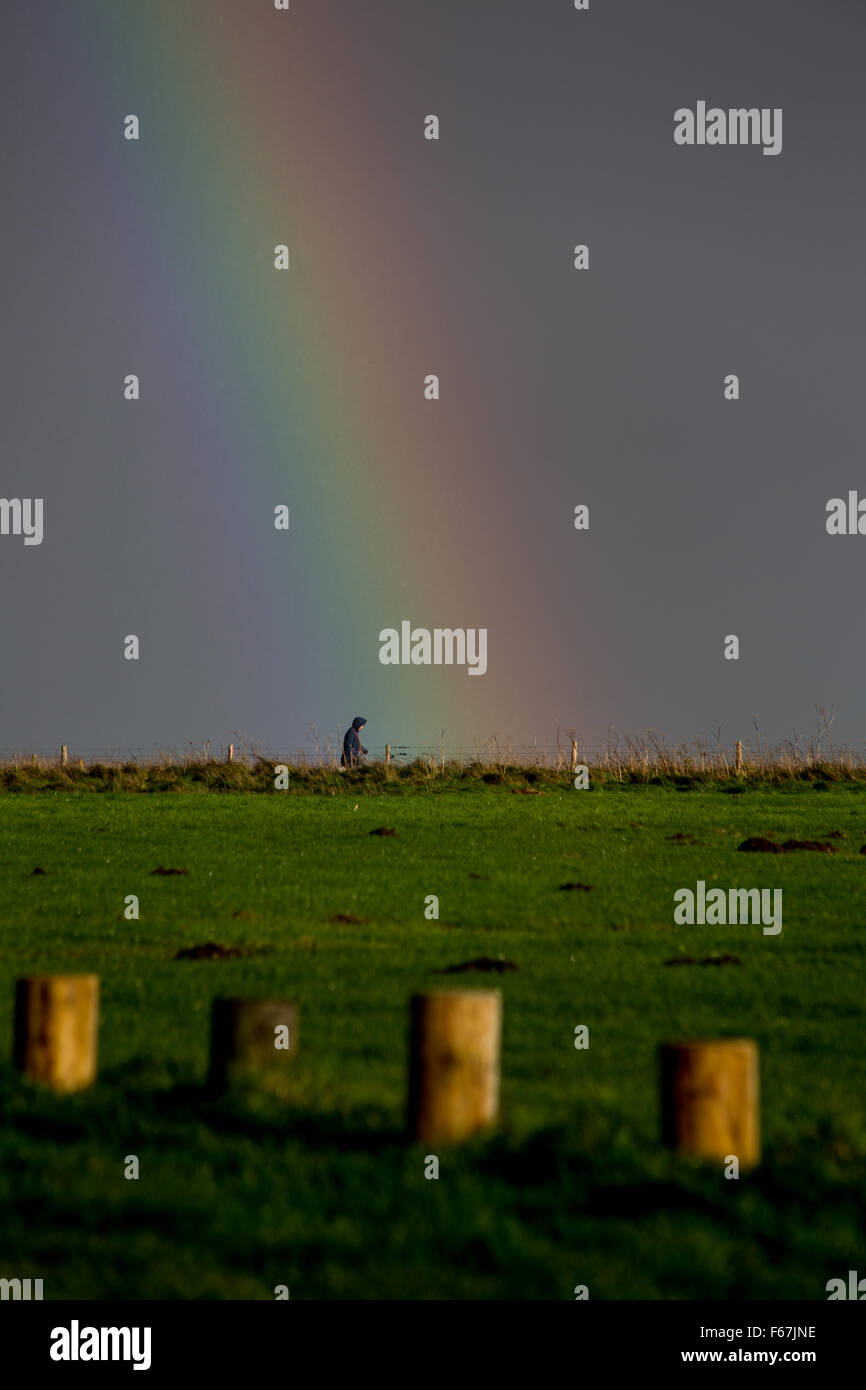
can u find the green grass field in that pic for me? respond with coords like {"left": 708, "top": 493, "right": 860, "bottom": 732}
{"left": 1, "top": 782, "right": 864, "bottom": 1299}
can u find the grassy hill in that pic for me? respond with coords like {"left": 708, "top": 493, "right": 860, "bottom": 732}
{"left": 0, "top": 782, "right": 863, "bottom": 1298}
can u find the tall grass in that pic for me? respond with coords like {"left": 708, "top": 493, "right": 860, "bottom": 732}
{"left": 1, "top": 726, "right": 865, "bottom": 794}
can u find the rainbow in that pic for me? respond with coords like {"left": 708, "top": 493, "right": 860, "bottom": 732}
{"left": 16, "top": 1, "right": 591, "bottom": 753}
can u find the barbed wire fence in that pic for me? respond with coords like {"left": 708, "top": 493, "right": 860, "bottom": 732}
{"left": 2, "top": 726, "right": 864, "bottom": 772}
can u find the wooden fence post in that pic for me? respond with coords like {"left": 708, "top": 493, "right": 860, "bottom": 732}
{"left": 14, "top": 975, "right": 100, "bottom": 1093}
{"left": 385, "top": 743, "right": 391, "bottom": 768}
{"left": 208, "top": 998, "right": 298, "bottom": 1095}
{"left": 227, "top": 743, "right": 234, "bottom": 763}
{"left": 660, "top": 1038, "right": 760, "bottom": 1168}
{"left": 60, "top": 744, "right": 68, "bottom": 768}
{"left": 408, "top": 990, "right": 502, "bottom": 1144}
{"left": 735, "top": 740, "right": 743, "bottom": 775}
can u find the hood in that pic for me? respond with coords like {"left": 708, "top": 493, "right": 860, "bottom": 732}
{"left": 352, "top": 716, "right": 367, "bottom": 731}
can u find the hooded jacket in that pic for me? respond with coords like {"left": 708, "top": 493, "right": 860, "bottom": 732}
{"left": 342, "top": 717, "right": 368, "bottom": 767}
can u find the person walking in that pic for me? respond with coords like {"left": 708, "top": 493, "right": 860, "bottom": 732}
{"left": 341, "top": 716, "right": 368, "bottom": 768}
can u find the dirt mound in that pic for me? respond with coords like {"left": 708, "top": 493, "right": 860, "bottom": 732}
{"left": 665, "top": 953, "right": 741, "bottom": 967}
{"left": 436, "top": 956, "right": 517, "bottom": 974}
{"left": 174, "top": 942, "right": 273, "bottom": 961}
{"left": 174, "top": 942, "right": 241, "bottom": 960}
{"left": 369, "top": 827, "right": 398, "bottom": 837}
{"left": 737, "top": 836, "right": 783, "bottom": 853}
{"left": 781, "top": 839, "right": 836, "bottom": 853}
{"left": 151, "top": 866, "right": 189, "bottom": 876}
{"left": 559, "top": 882, "right": 593, "bottom": 891}
{"left": 332, "top": 913, "right": 369, "bottom": 924}
{"left": 738, "top": 835, "right": 837, "bottom": 854}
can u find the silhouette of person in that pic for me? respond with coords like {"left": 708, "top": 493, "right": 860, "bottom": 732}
{"left": 342, "top": 716, "right": 368, "bottom": 768}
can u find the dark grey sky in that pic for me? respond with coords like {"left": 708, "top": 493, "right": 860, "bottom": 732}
{"left": 1, "top": 0, "right": 864, "bottom": 758}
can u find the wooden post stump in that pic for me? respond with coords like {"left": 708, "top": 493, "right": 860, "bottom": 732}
{"left": 227, "top": 743, "right": 235, "bottom": 763}
{"left": 60, "top": 744, "right": 68, "bottom": 768}
{"left": 14, "top": 975, "right": 99, "bottom": 1093}
{"left": 208, "top": 998, "right": 298, "bottom": 1095}
{"left": 385, "top": 743, "right": 391, "bottom": 768}
{"left": 660, "top": 1038, "right": 760, "bottom": 1168}
{"left": 408, "top": 990, "right": 502, "bottom": 1144}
